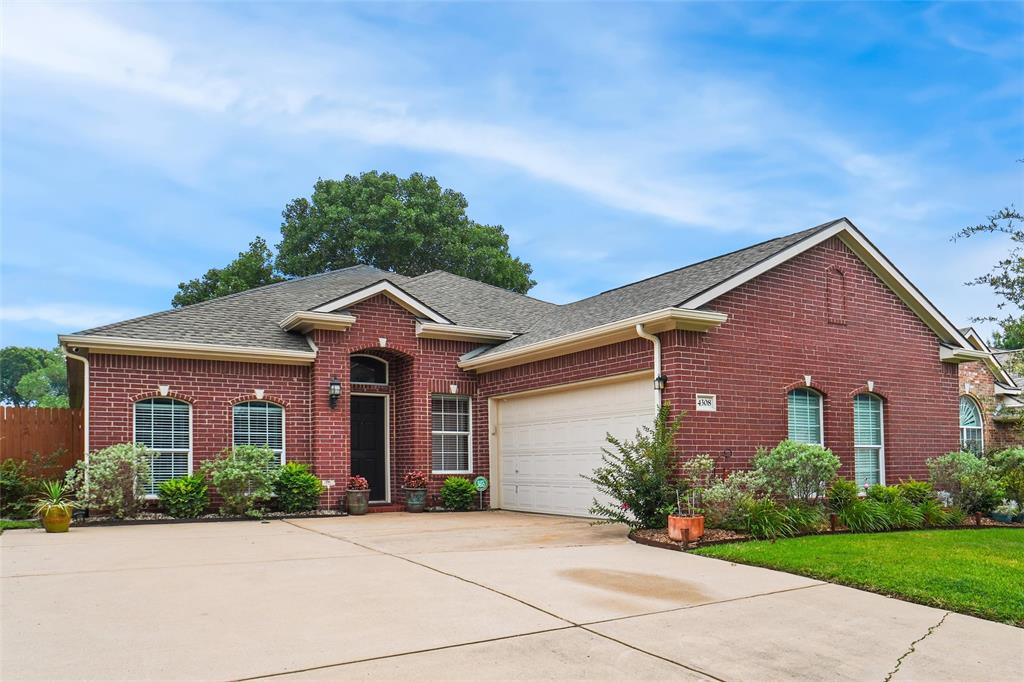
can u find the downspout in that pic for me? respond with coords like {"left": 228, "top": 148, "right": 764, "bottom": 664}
{"left": 63, "top": 347, "right": 89, "bottom": 462}
{"left": 635, "top": 324, "right": 662, "bottom": 408}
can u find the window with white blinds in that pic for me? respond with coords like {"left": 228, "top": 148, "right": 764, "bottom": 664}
{"left": 959, "top": 396, "right": 984, "bottom": 454}
{"left": 787, "top": 389, "right": 823, "bottom": 445}
{"left": 431, "top": 395, "right": 471, "bottom": 473}
{"left": 232, "top": 401, "right": 285, "bottom": 466}
{"left": 134, "top": 398, "right": 191, "bottom": 495}
{"left": 854, "top": 394, "right": 884, "bottom": 487}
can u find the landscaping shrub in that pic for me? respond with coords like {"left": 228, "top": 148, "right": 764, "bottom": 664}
{"left": 1001, "top": 468, "right": 1024, "bottom": 506}
{"left": 884, "top": 497, "right": 924, "bottom": 529}
{"left": 865, "top": 484, "right": 901, "bottom": 504}
{"left": 837, "top": 499, "right": 893, "bottom": 533}
{"left": 703, "top": 470, "right": 765, "bottom": 530}
{"left": 741, "top": 498, "right": 798, "bottom": 539}
{"left": 896, "top": 478, "right": 935, "bottom": 505}
{"left": 927, "top": 451, "right": 1002, "bottom": 514}
{"left": 677, "top": 453, "right": 716, "bottom": 515}
{"left": 200, "top": 445, "right": 278, "bottom": 517}
{"left": 439, "top": 476, "right": 476, "bottom": 511}
{"left": 274, "top": 462, "right": 323, "bottom": 512}
{"left": 0, "top": 459, "right": 38, "bottom": 519}
{"left": 158, "top": 474, "right": 208, "bottom": 518}
{"left": 64, "top": 443, "right": 151, "bottom": 518}
{"left": 826, "top": 478, "right": 859, "bottom": 512}
{"left": 752, "top": 440, "right": 840, "bottom": 503}
{"left": 583, "top": 404, "right": 682, "bottom": 529}
{"left": 783, "top": 503, "right": 825, "bottom": 534}
{"left": 990, "top": 447, "right": 1024, "bottom": 477}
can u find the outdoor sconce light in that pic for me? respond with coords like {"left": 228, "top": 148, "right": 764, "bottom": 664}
{"left": 328, "top": 377, "right": 341, "bottom": 409}
{"left": 654, "top": 375, "right": 668, "bottom": 391}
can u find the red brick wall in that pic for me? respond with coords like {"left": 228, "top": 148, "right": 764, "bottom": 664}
{"left": 959, "top": 360, "right": 1023, "bottom": 451}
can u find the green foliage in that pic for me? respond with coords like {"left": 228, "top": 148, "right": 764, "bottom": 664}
{"left": 703, "top": 470, "right": 766, "bottom": 530}
{"left": 884, "top": 497, "right": 924, "bottom": 529}
{"left": 741, "top": 498, "right": 798, "bottom": 540}
{"left": 31, "top": 480, "right": 76, "bottom": 517}
{"left": 158, "top": 474, "right": 209, "bottom": 518}
{"left": 990, "top": 448, "right": 1024, "bottom": 477}
{"left": 826, "top": 478, "right": 860, "bottom": 512}
{"left": 1001, "top": 468, "right": 1024, "bottom": 506}
{"left": 927, "top": 451, "right": 1003, "bottom": 514}
{"left": 0, "top": 346, "right": 49, "bottom": 405}
{"left": 0, "top": 459, "right": 38, "bottom": 519}
{"left": 0, "top": 519, "right": 40, "bottom": 533}
{"left": 173, "top": 237, "right": 284, "bottom": 307}
{"left": 783, "top": 503, "right": 825, "bottom": 534}
{"left": 64, "top": 444, "right": 151, "bottom": 518}
{"left": 865, "top": 484, "right": 901, "bottom": 504}
{"left": 583, "top": 404, "right": 683, "bottom": 529}
{"left": 439, "top": 476, "right": 476, "bottom": 511}
{"left": 0, "top": 346, "right": 68, "bottom": 406}
{"left": 200, "top": 446, "right": 278, "bottom": 517}
{"left": 896, "top": 478, "right": 935, "bottom": 505}
{"left": 677, "top": 454, "right": 716, "bottom": 514}
{"left": 752, "top": 440, "right": 841, "bottom": 503}
{"left": 276, "top": 172, "right": 535, "bottom": 294}
{"left": 273, "top": 462, "right": 323, "bottom": 513}
{"left": 837, "top": 499, "right": 893, "bottom": 533}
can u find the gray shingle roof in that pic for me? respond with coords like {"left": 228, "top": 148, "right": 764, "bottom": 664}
{"left": 994, "top": 350, "right": 1023, "bottom": 385}
{"left": 479, "top": 219, "right": 842, "bottom": 355}
{"left": 69, "top": 219, "right": 844, "bottom": 357}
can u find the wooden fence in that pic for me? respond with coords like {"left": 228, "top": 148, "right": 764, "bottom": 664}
{"left": 0, "top": 406, "right": 83, "bottom": 474}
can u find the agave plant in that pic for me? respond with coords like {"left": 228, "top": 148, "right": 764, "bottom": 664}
{"left": 31, "top": 480, "right": 76, "bottom": 517}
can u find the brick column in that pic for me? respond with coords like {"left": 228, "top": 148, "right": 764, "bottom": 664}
{"left": 311, "top": 329, "right": 348, "bottom": 509}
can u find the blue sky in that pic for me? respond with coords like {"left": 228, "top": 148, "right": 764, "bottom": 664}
{"left": 2, "top": 2, "right": 1022, "bottom": 348}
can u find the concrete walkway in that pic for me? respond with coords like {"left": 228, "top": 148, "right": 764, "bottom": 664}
{"left": 2, "top": 511, "right": 1020, "bottom": 681}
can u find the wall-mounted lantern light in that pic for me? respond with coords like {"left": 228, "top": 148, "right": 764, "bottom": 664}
{"left": 328, "top": 376, "right": 341, "bottom": 408}
{"left": 654, "top": 375, "right": 668, "bottom": 392}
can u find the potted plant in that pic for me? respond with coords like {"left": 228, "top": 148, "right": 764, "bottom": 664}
{"left": 32, "top": 480, "right": 76, "bottom": 533}
{"left": 346, "top": 475, "right": 370, "bottom": 515}
{"left": 402, "top": 471, "right": 430, "bottom": 513}
{"left": 668, "top": 455, "right": 714, "bottom": 542}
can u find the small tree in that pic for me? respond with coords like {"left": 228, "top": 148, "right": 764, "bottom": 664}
{"left": 583, "top": 403, "right": 683, "bottom": 529}
{"left": 200, "top": 446, "right": 278, "bottom": 517}
{"left": 64, "top": 443, "right": 151, "bottom": 518}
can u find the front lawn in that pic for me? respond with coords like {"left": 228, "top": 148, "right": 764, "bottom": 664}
{"left": 0, "top": 519, "right": 40, "bottom": 533}
{"left": 695, "top": 529, "right": 1024, "bottom": 626}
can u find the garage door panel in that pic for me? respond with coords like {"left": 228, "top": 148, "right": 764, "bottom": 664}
{"left": 497, "top": 377, "right": 653, "bottom": 517}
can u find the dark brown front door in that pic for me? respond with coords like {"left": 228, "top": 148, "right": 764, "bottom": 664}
{"left": 351, "top": 395, "right": 387, "bottom": 502}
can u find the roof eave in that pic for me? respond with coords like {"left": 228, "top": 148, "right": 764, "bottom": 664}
{"left": 58, "top": 334, "right": 317, "bottom": 365}
{"left": 280, "top": 311, "right": 358, "bottom": 334}
{"left": 416, "top": 322, "right": 516, "bottom": 343}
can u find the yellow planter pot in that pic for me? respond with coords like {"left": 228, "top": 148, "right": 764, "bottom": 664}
{"left": 41, "top": 507, "right": 72, "bottom": 533}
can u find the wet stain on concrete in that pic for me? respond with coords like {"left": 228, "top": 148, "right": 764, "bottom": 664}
{"left": 558, "top": 568, "right": 711, "bottom": 603}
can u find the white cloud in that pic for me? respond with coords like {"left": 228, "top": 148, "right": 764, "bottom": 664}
{"left": 0, "top": 304, "right": 142, "bottom": 330}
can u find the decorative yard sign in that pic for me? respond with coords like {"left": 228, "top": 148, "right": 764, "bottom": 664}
{"left": 474, "top": 476, "right": 489, "bottom": 511}
{"left": 695, "top": 394, "right": 717, "bottom": 412}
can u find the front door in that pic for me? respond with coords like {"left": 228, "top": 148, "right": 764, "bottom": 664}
{"left": 350, "top": 395, "right": 387, "bottom": 502}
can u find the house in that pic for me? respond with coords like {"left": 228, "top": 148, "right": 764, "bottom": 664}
{"left": 957, "top": 329, "right": 1023, "bottom": 452}
{"left": 59, "top": 218, "right": 1015, "bottom": 516}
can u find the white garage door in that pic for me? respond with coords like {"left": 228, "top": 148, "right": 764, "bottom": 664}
{"left": 496, "top": 376, "right": 654, "bottom": 517}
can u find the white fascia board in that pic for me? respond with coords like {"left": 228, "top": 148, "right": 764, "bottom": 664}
{"left": 682, "top": 220, "right": 973, "bottom": 351}
{"left": 311, "top": 280, "right": 451, "bottom": 324}
{"left": 960, "top": 327, "right": 991, "bottom": 352}
{"left": 458, "top": 307, "right": 727, "bottom": 372}
{"left": 279, "top": 311, "right": 357, "bottom": 333}
{"left": 416, "top": 322, "right": 516, "bottom": 342}
{"left": 58, "top": 334, "right": 317, "bottom": 365}
{"left": 995, "top": 383, "right": 1022, "bottom": 396}
{"left": 940, "top": 345, "right": 1015, "bottom": 385}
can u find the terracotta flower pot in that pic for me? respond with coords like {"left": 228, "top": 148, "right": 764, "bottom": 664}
{"left": 404, "top": 488, "right": 427, "bottom": 513}
{"left": 346, "top": 489, "right": 370, "bottom": 515}
{"left": 41, "top": 507, "right": 72, "bottom": 533}
{"left": 667, "top": 514, "right": 704, "bottom": 542}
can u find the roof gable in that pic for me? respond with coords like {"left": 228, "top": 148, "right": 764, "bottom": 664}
{"left": 310, "top": 279, "right": 451, "bottom": 324}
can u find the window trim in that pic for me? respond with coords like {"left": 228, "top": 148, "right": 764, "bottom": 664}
{"left": 853, "top": 393, "right": 885, "bottom": 487}
{"left": 133, "top": 397, "right": 193, "bottom": 499}
{"left": 431, "top": 395, "right": 473, "bottom": 474}
{"left": 959, "top": 395, "right": 984, "bottom": 453}
{"left": 350, "top": 353, "right": 389, "bottom": 386}
{"left": 787, "top": 388, "right": 825, "bottom": 447}
{"left": 231, "top": 400, "right": 287, "bottom": 467}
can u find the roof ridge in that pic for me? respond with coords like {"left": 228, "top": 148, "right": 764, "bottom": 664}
{"left": 407, "top": 270, "right": 557, "bottom": 307}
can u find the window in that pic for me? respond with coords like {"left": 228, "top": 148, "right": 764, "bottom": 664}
{"left": 787, "top": 389, "right": 823, "bottom": 445}
{"left": 431, "top": 395, "right": 471, "bottom": 473}
{"left": 351, "top": 355, "right": 388, "bottom": 385}
{"left": 959, "top": 396, "right": 984, "bottom": 454}
{"left": 854, "top": 394, "right": 884, "bottom": 487}
{"left": 134, "top": 398, "right": 191, "bottom": 495}
{"left": 233, "top": 401, "right": 285, "bottom": 466}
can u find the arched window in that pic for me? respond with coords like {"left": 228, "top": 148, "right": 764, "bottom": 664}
{"left": 959, "top": 396, "right": 984, "bottom": 454}
{"left": 787, "top": 389, "right": 823, "bottom": 445}
{"left": 854, "top": 394, "right": 884, "bottom": 487}
{"left": 233, "top": 401, "right": 285, "bottom": 466}
{"left": 351, "top": 354, "right": 388, "bottom": 385}
{"left": 134, "top": 398, "right": 191, "bottom": 495}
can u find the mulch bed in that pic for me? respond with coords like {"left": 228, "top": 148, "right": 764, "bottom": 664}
{"left": 77, "top": 509, "right": 347, "bottom": 526}
{"left": 630, "top": 515, "right": 1024, "bottom": 552}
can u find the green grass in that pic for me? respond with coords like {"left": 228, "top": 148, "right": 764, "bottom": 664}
{"left": 695, "top": 529, "right": 1024, "bottom": 626}
{"left": 0, "top": 519, "right": 40, "bottom": 533}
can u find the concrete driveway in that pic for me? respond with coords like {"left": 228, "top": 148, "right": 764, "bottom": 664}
{"left": 2, "top": 512, "right": 1020, "bottom": 681}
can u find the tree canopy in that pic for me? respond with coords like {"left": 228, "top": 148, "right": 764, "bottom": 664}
{"left": 170, "top": 172, "right": 536, "bottom": 306}
{"left": 0, "top": 347, "right": 68, "bottom": 406}
{"left": 173, "top": 237, "right": 283, "bottom": 308}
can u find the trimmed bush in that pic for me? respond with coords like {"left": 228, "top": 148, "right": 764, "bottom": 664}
{"left": 440, "top": 476, "right": 476, "bottom": 511}
{"left": 274, "top": 462, "right": 323, "bottom": 513}
{"left": 927, "top": 451, "right": 1002, "bottom": 514}
{"left": 753, "top": 440, "right": 841, "bottom": 503}
{"left": 159, "top": 474, "right": 208, "bottom": 518}
{"left": 0, "top": 459, "right": 37, "bottom": 519}
{"left": 64, "top": 443, "right": 151, "bottom": 518}
{"left": 200, "top": 445, "right": 278, "bottom": 517}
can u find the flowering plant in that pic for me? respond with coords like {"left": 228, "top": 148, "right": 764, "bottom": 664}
{"left": 403, "top": 471, "right": 430, "bottom": 489}
{"left": 347, "top": 475, "right": 370, "bottom": 491}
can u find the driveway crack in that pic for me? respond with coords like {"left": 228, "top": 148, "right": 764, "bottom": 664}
{"left": 883, "top": 611, "right": 949, "bottom": 682}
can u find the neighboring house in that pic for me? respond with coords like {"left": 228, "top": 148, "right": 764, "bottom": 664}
{"left": 957, "top": 329, "right": 1023, "bottom": 452}
{"left": 60, "top": 218, "right": 1016, "bottom": 516}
